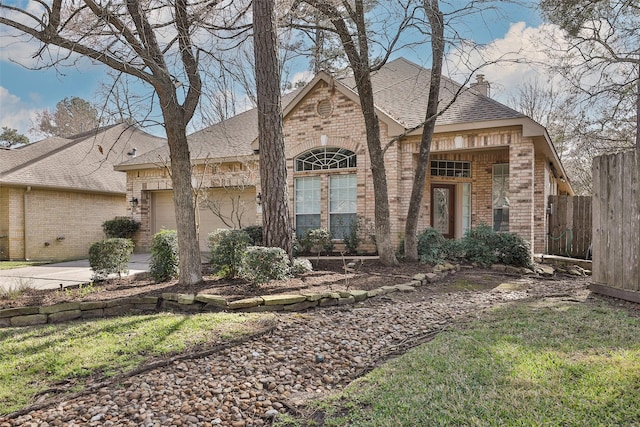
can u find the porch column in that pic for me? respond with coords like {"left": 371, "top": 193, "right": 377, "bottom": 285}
{"left": 509, "top": 138, "right": 535, "bottom": 248}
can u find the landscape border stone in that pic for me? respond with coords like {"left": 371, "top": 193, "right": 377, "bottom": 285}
{"left": 0, "top": 262, "right": 559, "bottom": 328}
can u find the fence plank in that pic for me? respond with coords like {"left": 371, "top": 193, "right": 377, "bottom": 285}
{"left": 592, "top": 158, "right": 603, "bottom": 283}
{"left": 546, "top": 194, "right": 592, "bottom": 259}
{"left": 609, "top": 153, "right": 623, "bottom": 291}
{"left": 592, "top": 151, "right": 640, "bottom": 300}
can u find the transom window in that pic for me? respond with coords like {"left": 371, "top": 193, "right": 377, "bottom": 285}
{"left": 431, "top": 160, "right": 471, "bottom": 177}
{"left": 295, "top": 147, "right": 356, "bottom": 172}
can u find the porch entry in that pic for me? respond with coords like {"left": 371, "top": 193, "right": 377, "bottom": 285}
{"left": 431, "top": 184, "right": 455, "bottom": 238}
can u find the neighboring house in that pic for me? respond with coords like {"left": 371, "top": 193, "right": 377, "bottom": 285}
{"left": 116, "top": 58, "right": 573, "bottom": 254}
{"left": 0, "top": 124, "right": 165, "bottom": 261}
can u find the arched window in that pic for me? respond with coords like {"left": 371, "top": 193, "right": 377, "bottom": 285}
{"left": 295, "top": 147, "right": 356, "bottom": 171}
{"left": 294, "top": 147, "right": 358, "bottom": 240}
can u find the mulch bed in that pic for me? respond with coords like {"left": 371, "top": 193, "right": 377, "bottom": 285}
{"left": 0, "top": 259, "right": 435, "bottom": 309}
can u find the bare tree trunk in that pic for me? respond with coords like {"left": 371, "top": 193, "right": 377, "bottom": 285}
{"left": 253, "top": 0, "right": 293, "bottom": 258}
{"left": 162, "top": 107, "right": 203, "bottom": 285}
{"left": 356, "top": 71, "right": 398, "bottom": 266}
{"left": 404, "top": 0, "right": 444, "bottom": 262}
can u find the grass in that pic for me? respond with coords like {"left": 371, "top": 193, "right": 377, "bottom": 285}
{"left": 0, "top": 261, "right": 49, "bottom": 270}
{"left": 0, "top": 278, "right": 35, "bottom": 300}
{"left": 0, "top": 311, "right": 274, "bottom": 415}
{"left": 277, "top": 299, "right": 640, "bottom": 426}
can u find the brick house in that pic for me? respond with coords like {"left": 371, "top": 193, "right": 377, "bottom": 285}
{"left": 116, "top": 58, "right": 573, "bottom": 254}
{"left": 0, "top": 124, "right": 165, "bottom": 261}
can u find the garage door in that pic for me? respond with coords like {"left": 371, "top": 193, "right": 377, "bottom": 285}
{"left": 151, "top": 188, "right": 257, "bottom": 251}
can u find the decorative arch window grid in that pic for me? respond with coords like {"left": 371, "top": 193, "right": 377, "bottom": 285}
{"left": 294, "top": 147, "right": 357, "bottom": 240}
{"left": 295, "top": 147, "right": 357, "bottom": 172}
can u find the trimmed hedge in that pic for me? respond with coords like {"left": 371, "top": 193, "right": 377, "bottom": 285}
{"left": 102, "top": 217, "right": 140, "bottom": 239}
{"left": 149, "top": 230, "right": 179, "bottom": 282}
{"left": 241, "top": 246, "right": 291, "bottom": 284}
{"left": 88, "top": 238, "right": 134, "bottom": 279}
{"left": 209, "top": 229, "right": 251, "bottom": 279}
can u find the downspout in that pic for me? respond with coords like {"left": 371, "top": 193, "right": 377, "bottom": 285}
{"left": 23, "top": 186, "right": 30, "bottom": 260}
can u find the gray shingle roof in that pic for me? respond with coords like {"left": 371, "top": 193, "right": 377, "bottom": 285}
{"left": 341, "top": 57, "right": 525, "bottom": 128}
{"left": 118, "top": 57, "right": 526, "bottom": 167}
{"left": 0, "top": 123, "right": 166, "bottom": 193}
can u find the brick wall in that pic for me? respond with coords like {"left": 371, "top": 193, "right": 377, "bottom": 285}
{"left": 22, "top": 188, "right": 126, "bottom": 261}
{"left": 508, "top": 137, "right": 536, "bottom": 249}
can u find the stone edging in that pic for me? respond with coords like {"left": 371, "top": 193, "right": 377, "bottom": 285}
{"left": 0, "top": 269, "right": 451, "bottom": 328}
{"left": 1, "top": 261, "right": 586, "bottom": 328}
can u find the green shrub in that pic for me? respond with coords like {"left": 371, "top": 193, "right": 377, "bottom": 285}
{"left": 460, "top": 224, "right": 499, "bottom": 267}
{"left": 149, "top": 230, "right": 179, "bottom": 282}
{"left": 495, "top": 232, "right": 532, "bottom": 268}
{"left": 102, "top": 217, "right": 140, "bottom": 239}
{"left": 417, "top": 227, "right": 447, "bottom": 265}
{"left": 292, "top": 258, "right": 313, "bottom": 275}
{"left": 242, "top": 225, "right": 263, "bottom": 246}
{"left": 209, "top": 229, "right": 251, "bottom": 278}
{"left": 241, "top": 246, "right": 291, "bottom": 284}
{"left": 443, "top": 238, "right": 466, "bottom": 262}
{"left": 302, "top": 228, "right": 333, "bottom": 256}
{"left": 343, "top": 216, "right": 364, "bottom": 254}
{"left": 88, "top": 238, "right": 134, "bottom": 279}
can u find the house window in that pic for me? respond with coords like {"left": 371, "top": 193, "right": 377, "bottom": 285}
{"left": 492, "top": 164, "right": 509, "bottom": 232}
{"left": 431, "top": 160, "right": 471, "bottom": 177}
{"left": 329, "top": 174, "right": 357, "bottom": 239}
{"left": 295, "top": 176, "right": 321, "bottom": 237}
{"left": 294, "top": 147, "right": 358, "bottom": 239}
{"left": 462, "top": 182, "right": 471, "bottom": 235}
{"left": 295, "top": 147, "right": 356, "bottom": 171}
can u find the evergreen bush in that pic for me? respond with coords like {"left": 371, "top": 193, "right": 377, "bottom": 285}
{"left": 291, "top": 258, "right": 313, "bottom": 275}
{"left": 102, "top": 217, "right": 140, "bottom": 239}
{"left": 241, "top": 246, "right": 290, "bottom": 284}
{"left": 458, "top": 224, "right": 498, "bottom": 267}
{"left": 417, "top": 227, "right": 447, "bottom": 265}
{"left": 242, "top": 225, "right": 263, "bottom": 246}
{"left": 301, "top": 228, "right": 333, "bottom": 257}
{"left": 209, "top": 229, "right": 250, "bottom": 278}
{"left": 495, "top": 232, "right": 533, "bottom": 268}
{"left": 149, "top": 229, "right": 179, "bottom": 282}
{"left": 88, "top": 238, "right": 134, "bottom": 279}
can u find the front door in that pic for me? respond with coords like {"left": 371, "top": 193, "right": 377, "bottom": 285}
{"left": 431, "top": 184, "right": 455, "bottom": 238}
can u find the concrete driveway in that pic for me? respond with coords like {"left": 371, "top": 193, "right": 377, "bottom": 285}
{"left": 0, "top": 253, "right": 150, "bottom": 292}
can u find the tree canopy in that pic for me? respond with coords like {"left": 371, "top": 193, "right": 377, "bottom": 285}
{"left": 33, "top": 97, "right": 100, "bottom": 138}
{"left": 0, "top": 126, "right": 29, "bottom": 148}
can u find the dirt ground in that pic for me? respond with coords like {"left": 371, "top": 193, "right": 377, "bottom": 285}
{"left": 0, "top": 259, "right": 516, "bottom": 310}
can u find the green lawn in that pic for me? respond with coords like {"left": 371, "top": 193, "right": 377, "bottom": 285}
{"left": 277, "top": 298, "right": 640, "bottom": 426}
{"left": 0, "top": 261, "right": 49, "bottom": 270}
{"left": 0, "top": 312, "right": 274, "bottom": 415}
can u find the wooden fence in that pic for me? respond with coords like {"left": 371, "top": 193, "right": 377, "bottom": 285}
{"left": 547, "top": 195, "right": 592, "bottom": 259}
{"left": 591, "top": 150, "right": 640, "bottom": 303}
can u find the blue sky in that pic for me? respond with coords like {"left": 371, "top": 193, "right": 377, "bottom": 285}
{"left": 0, "top": 1, "right": 547, "bottom": 141}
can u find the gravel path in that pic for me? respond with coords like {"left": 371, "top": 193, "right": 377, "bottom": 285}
{"left": 2, "top": 275, "right": 589, "bottom": 427}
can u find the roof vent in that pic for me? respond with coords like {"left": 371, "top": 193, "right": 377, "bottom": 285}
{"left": 470, "top": 74, "right": 490, "bottom": 97}
{"left": 127, "top": 148, "right": 137, "bottom": 157}
{"left": 316, "top": 99, "right": 333, "bottom": 118}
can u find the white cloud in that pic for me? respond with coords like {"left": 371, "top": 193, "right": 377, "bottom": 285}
{"left": 445, "top": 22, "right": 568, "bottom": 103}
{"left": 0, "top": 86, "right": 38, "bottom": 140}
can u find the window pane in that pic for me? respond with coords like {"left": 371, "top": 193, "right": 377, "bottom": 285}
{"left": 330, "top": 174, "right": 357, "bottom": 239}
{"left": 330, "top": 213, "right": 356, "bottom": 240}
{"left": 492, "top": 164, "right": 509, "bottom": 232}
{"left": 295, "top": 177, "right": 321, "bottom": 236}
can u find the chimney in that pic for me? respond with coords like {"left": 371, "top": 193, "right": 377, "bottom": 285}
{"left": 470, "top": 74, "right": 490, "bottom": 97}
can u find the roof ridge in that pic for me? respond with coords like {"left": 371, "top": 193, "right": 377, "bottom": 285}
{"left": 0, "top": 137, "right": 82, "bottom": 177}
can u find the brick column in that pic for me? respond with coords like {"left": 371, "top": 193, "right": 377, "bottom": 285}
{"left": 509, "top": 138, "right": 535, "bottom": 248}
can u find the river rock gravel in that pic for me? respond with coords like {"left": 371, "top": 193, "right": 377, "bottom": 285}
{"left": 1, "top": 275, "right": 589, "bottom": 427}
